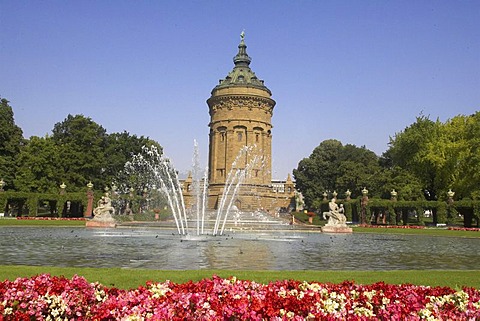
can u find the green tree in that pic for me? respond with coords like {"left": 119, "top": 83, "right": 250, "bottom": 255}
{"left": 0, "top": 97, "right": 24, "bottom": 189}
{"left": 460, "top": 112, "right": 480, "bottom": 199}
{"left": 104, "top": 131, "right": 162, "bottom": 189}
{"left": 51, "top": 114, "right": 108, "bottom": 191}
{"left": 14, "top": 136, "right": 61, "bottom": 193}
{"left": 336, "top": 144, "right": 382, "bottom": 197}
{"left": 370, "top": 166, "right": 424, "bottom": 200}
{"left": 385, "top": 115, "right": 440, "bottom": 199}
{"left": 293, "top": 139, "right": 382, "bottom": 208}
{"left": 293, "top": 140, "right": 342, "bottom": 208}
{"left": 386, "top": 113, "right": 480, "bottom": 200}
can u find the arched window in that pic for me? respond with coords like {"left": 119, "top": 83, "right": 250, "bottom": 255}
{"left": 218, "top": 127, "right": 227, "bottom": 142}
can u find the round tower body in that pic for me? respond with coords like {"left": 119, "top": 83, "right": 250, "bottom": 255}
{"left": 206, "top": 36, "right": 278, "bottom": 211}
{"left": 207, "top": 87, "right": 275, "bottom": 186}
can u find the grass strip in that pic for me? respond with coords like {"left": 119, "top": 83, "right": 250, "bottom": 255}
{"left": 1, "top": 265, "right": 478, "bottom": 290}
{"left": 0, "top": 219, "right": 86, "bottom": 227}
{"left": 352, "top": 226, "right": 480, "bottom": 238}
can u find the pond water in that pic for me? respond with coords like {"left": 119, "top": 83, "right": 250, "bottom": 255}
{"left": 1, "top": 227, "right": 479, "bottom": 270}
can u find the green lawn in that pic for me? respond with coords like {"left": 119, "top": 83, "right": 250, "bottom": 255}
{"left": 1, "top": 266, "right": 479, "bottom": 290}
{"left": 0, "top": 218, "right": 85, "bottom": 227}
{"left": 352, "top": 226, "right": 480, "bottom": 238}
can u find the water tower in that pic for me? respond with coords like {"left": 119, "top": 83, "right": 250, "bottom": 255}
{"left": 206, "top": 33, "right": 280, "bottom": 211}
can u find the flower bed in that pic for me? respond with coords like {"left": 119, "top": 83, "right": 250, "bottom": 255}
{"left": 447, "top": 227, "right": 480, "bottom": 232}
{"left": 358, "top": 224, "right": 426, "bottom": 229}
{"left": 1, "top": 274, "right": 479, "bottom": 320}
{"left": 15, "top": 217, "right": 86, "bottom": 221}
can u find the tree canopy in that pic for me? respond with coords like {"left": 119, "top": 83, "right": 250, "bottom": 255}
{"left": 293, "top": 139, "right": 382, "bottom": 208}
{"left": 51, "top": 114, "right": 109, "bottom": 191}
{"left": 386, "top": 112, "right": 480, "bottom": 200}
{"left": 14, "top": 136, "right": 61, "bottom": 193}
{"left": 294, "top": 112, "right": 480, "bottom": 209}
{"left": 1, "top": 100, "right": 163, "bottom": 193}
{"left": 0, "top": 97, "right": 24, "bottom": 189}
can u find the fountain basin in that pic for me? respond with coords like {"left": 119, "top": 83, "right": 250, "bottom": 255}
{"left": 1, "top": 226, "right": 480, "bottom": 270}
{"left": 86, "top": 220, "right": 116, "bottom": 228}
{"left": 321, "top": 225, "right": 353, "bottom": 233}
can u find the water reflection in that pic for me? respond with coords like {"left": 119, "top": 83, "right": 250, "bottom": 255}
{"left": 0, "top": 227, "right": 479, "bottom": 270}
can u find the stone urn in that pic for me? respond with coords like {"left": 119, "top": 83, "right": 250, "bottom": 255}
{"left": 154, "top": 208, "right": 160, "bottom": 220}
{"left": 307, "top": 211, "right": 315, "bottom": 224}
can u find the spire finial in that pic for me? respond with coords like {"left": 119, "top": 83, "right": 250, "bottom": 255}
{"left": 234, "top": 30, "right": 251, "bottom": 67}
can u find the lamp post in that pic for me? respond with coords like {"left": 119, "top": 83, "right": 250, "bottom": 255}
{"left": 390, "top": 189, "right": 397, "bottom": 201}
{"left": 85, "top": 182, "right": 94, "bottom": 217}
{"left": 345, "top": 189, "right": 351, "bottom": 201}
{"left": 361, "top": 187, "right": 369, "bottom": 225}
{"left": 322, "top": 191, "right": 328, "bottom": 201}
{"left": 127, "top": 187, "right": 135, "bottom": 216}
{"left": 143, "top": 187, "right": 149, "bottom": 213}
{"left": 362, "top": 187, "right": 368, "bottom": 196}
{"left": 447, "top": 189, "right": 455, "bottom": 205}
{"left": 60, "top": 182, "right": 66, "bottom": 195}
{"left": 390, "top": 189, "right": 398, "bottom": 225}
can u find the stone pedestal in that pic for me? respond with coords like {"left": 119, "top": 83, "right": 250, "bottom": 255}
{"left": 84, "top": 191, "right": 94, "bottom": 217}
{"left": 86, "top": 213, "right": 116, "bottom": 228}
{"left": 86, "top": 219, "right": 116, "bottom": 228}
{"left": 321, "top": 225, "right": 353, "bottom": 233}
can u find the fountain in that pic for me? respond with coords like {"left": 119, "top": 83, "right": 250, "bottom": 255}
{"left": 119, "top": 143, "right": 286, "bottom": 236}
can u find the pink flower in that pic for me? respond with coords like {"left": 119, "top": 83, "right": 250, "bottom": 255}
{"left": 1, "top": 274, "right": 479, "bottom": 320}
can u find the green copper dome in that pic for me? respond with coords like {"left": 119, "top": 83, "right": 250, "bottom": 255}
{"left": 212, "top": 32, "right": 271, "bottom": 95}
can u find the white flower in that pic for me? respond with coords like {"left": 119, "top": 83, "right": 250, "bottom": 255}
{"left": 473, "top": 300, "right": 480, "bottom": 309}
{"left": 123, "top": 315, "right": 145, "bottom": 321}
{"left": 278, "top": 289, "right": 287, "bottom": 298}
{"left": 149, "top": 283, "right": 171, "bottom": 298}
{"left": 95, "top": 289, "right": 107, "bottom": 302}
{"left": 363, "top": 290, "right": 376, "bottom": 300}
{"left": 323, "top": 298, "right": 340, "bottom": 313}
{"left": 353, "top": 306, "right": 375, "bottom": 317}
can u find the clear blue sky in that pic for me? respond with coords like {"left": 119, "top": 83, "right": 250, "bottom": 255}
{"left": 1, "top": 1, "right": 479, "bottom": 179}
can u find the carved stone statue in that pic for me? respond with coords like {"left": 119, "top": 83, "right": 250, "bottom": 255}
{"left": 93, "top": 193, "right": 115, "bottom": 219}
{"left": 321, "top": 198, "right": 352, "bottom": 233}
{"left": 85, "top": 193, "right": 117, "bottom": 227}
{"left": 323, "top": 198, "right": 346, "bottom": 225}
{"left": 86, "top": 192, "right": 117, "bottom": 228}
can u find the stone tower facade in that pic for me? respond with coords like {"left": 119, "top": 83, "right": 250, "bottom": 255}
{"left": 205, "top": 34, "right": 292, "bottom": 211}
